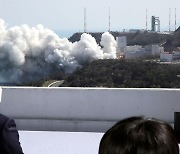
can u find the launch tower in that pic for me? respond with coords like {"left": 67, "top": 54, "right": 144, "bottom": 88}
{"left": 151, "top": 16, "right": 160, "bottom": 32}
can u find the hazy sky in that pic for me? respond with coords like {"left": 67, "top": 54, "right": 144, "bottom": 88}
{"left": 0, "top": 0, "right": 179, "bottom": 37}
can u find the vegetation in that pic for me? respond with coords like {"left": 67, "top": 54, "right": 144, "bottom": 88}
{"left": 23, "top": 29, "right": 180, "bottom": 87}
{"left": 62, "top": 59, "right": 180, "bottom": 88}
{"left": 20, "top": 71, "right": 65, "bottom": 87}
{"left": 164, "top": 29, "right": 180, "bottom": 51}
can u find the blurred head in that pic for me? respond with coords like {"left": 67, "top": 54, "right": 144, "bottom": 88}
{"left": 99, "top": 116, "right": 179, "bottom": 154}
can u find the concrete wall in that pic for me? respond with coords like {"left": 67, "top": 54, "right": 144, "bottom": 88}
{"left": 0, "top": 87, "right": 180, "bottom": 132}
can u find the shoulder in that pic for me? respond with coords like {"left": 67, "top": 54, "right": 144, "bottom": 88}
{"left": 0, "top": 114, "right": 9, "bottom": 128}
{"left": 0, "top": 114, "right": 9, "bottom": 120}
{"left": 0, "top": 114, "right": 16, "bottom": 131}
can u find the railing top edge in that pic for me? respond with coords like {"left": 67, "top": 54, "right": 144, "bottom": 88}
{"left": 1, "top": 86, "right": 180, "bottom": 91}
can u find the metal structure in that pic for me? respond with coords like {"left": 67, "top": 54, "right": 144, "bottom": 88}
{"left": 108, "top": 7, "right": 111, "bottom": 32}
{"left": 175, "top": 8, "right": 177, "bottom": 31}
{"left": 116, "top": 36, "right": 127, "bottom": 59}
{"left": 84, "top": 7, "right": 87, "bottom": 33}
{"left": 169, "top": 8, "right": 171, "bottom": 32}
{"left": 151, "top": 16, "right": 160, "bottom": 32}
{"left": 146, "top": 9, "right": 148, "bottom": 31}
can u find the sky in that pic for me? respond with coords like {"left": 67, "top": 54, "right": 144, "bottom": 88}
{"left": 0, "top": 0, "right": 179, "bottom": 37}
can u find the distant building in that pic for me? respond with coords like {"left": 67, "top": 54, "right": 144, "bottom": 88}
{"left": 126, "top": 45, "right": 142, "bottom": 52}
{"left": 145, "top": 45, "right": 164, "bottom": 56}
{"left": 122, "top": 45, "right": 163, "bottom": 60}
{"left": 160, "top": 51, "right": 180, "bottom": 62}
{"left": 129, "top": 29, "right": 146, "bottom": 33}
{"left": 116, "top": 36, "right": 164, "bottom": 60}
{"left": 125, "top": 49, "right": 145, "bottom": 59}
{"left": 160, "top": 52, "right": 173, "bottom": 62}
{"left": 116, "top": 36, "right": 127, "bottom": 58}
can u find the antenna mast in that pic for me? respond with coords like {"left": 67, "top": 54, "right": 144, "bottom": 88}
{"left": 169, "top": 8, "right": 171, "bottom": 32}
{"left": 175, "top": 8, "right": 177, "bottom": 31}
{"left": 146, "top": 9, "right": 148, "bottom": 31}
{"left": 108, "top": 7, "right": 111, "bottom": 32}
{"left": 84, "top": 7, "right": 87, "bottom": 33}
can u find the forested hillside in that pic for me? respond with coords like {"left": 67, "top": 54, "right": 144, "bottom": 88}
{"left": 164, "top": 28, "right": 180, "bottom": 51}
{"left": 24, "top": 29, "right": 180, "bottom": 87}
{"left": 62, "top": 60, "right": 180, "bottom": 88}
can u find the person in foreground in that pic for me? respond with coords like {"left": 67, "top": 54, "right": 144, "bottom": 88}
{"left": 99, "top": 116, "right": 179, "bottom": 154}
{"left": 0, "top": 114, "right": 24, "bottom": 154}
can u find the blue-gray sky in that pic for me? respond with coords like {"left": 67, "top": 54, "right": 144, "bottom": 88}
{"left": 0, "top": 0, "right": 179, "bottom": 37}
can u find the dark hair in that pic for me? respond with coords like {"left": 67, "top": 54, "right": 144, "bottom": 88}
{"left": 99, "top": 117, "right": 179, "bottom": 154}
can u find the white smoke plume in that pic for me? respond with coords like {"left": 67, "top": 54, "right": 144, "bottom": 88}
{"left": 100, "top": 32, "right": 117, "bottom": 59}
{"left": 0, "top": 19, "right": 117, "bottom": 83}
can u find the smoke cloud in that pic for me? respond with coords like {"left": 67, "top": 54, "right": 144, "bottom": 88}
{"left": 0, "top": 19, "right": 117, "bottom": 83}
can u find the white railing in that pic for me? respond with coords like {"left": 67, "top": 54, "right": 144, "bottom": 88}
{"left": 0, "top": 87, "right": 180, "bottom": 132}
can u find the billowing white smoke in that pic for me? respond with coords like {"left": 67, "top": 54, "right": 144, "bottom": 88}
{"left": 71, "top": 33, "right": 104, "bottom": 65}
{"left": 0, "top": 19, "right": 117, "bottom": 83}
{"left": 100, "top": 32, "right": 117, "bottom": 59}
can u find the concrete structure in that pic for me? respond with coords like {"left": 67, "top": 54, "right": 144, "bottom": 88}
{"left": 0, "top": 87, "right": 180, "bottom": 132}
{"left": 116, "top": 36, "right": 127, "bottom": 58}
{"left": 129, "top": 29, "right": 146, "bottom": 33}
{"left": 125, "top": 48, "right": 145, "bottom": 59}
{"left": 152, "top": 45, "right": 163, "bottom": 55}
{"left": 145, "top": 45, "right": 164, "bottom": 56}
{"left": 116, "top": 36, "right": 163, "bottom": 60}
{"left": 126, "top": 45, "right": 142, "bottom": 52}
{"left": 125, "top": 45, "right": 163, "bottom": 59}
{"left": 160, "top": 52, "right": 173, "bottom": 62}
{"left": 160, "top": 51, "right": 180, "bottom": 62}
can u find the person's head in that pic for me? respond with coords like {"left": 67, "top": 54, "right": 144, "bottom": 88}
{"left": 99, "top": 116, "right": 179, "bottom": 154}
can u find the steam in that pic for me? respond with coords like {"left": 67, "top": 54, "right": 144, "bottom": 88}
{"left": 100, "top": 32, "right": 117, "bottom": 59}
{"left": 0, "top": 19, "right": 117, "bottom": 83}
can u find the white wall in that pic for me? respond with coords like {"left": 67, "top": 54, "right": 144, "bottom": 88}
{"left": 160, "top": 53, "right": 173, "bottom": 62}
{"left": 0, "top": 87, "right": 180, "bottom": 132}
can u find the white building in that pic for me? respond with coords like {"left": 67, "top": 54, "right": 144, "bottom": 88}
{"left": 126, "top": 45, "right": 142, "bottom": 52}
{"left": 151, "top": 45, "right": 164, "bottom": 55}
{"left": 125, "top": 46, "right": 145, "bottom": 59}
{"left": 116, "top": 36, "right": 164, "bottom": 60}
{"left": 144, "top": 45, "right": 164, "bottom": 56}
{"left": 160, "top": 51, "right": 180, "bottom": 62}
{"left": 116, "top": 36, "right": 127, "bottom": 58}
{"left": 160, "top": 52, "right": 173, "bottom": 62}
{"left": 124, "top": 45, "right": 163, "bottom": 60}
{"left": 125, "top": 50, "right": 145, "bottom": 59}
{"left": 129, "top": 29, "right": 146, "bottom": 33}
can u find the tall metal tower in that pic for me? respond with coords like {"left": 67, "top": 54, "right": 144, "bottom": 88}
{"left": 108, "top": 7, "right": 111, "bottom": 32}
{"left": 84, "top": 7, "right": 87, "bottom": 33}
{"left": 175, "top": 8, "right": 177, "bottom": 31}
{"left": 146, "top": 9, "right": 148, "bottom": 31}
{"left": 151, "top": 16, "right": 155, "bottom": 31}
{"left": 151, "top": 16, "right": 160, "bottom": 32}
{"left": 169, "top": 8, "right": 171, "bottom": 32}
